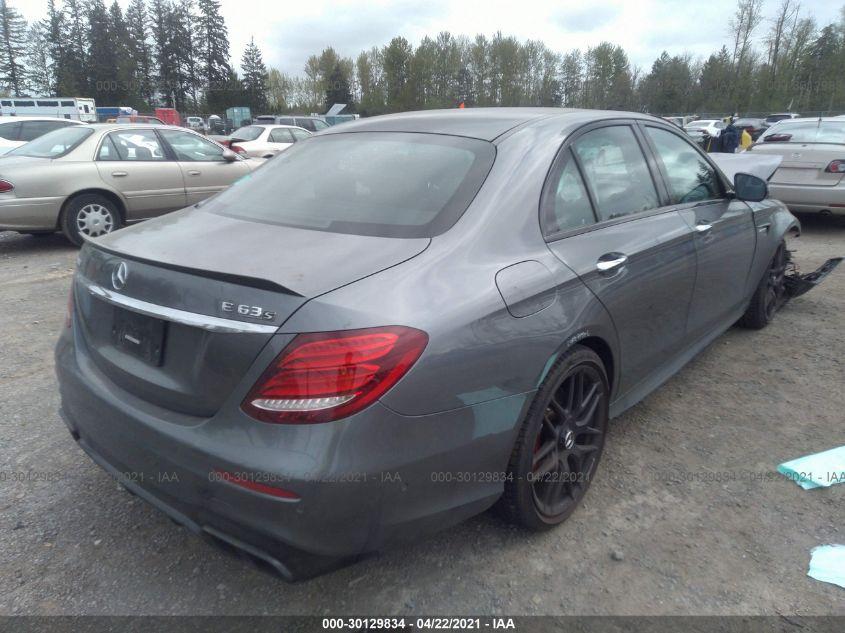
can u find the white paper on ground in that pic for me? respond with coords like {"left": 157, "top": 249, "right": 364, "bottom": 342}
{"left": 808, "top": 545, "right": 845, "bottom": 589}
{"left": 777, "top": 446, "right": 845, "bottom": 490}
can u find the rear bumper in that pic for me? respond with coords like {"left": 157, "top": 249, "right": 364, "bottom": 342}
{"left": 768, "top": 183, "right": 845, "bottom": 215}
{"left": 0, "top": 195, "right": 64, "bottom": 231}
{"left": 55, "top": 327, "right": 528, "bottom": 579}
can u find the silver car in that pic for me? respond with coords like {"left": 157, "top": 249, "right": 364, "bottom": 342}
{"left": 749, "top": 117, "right": 845, "bottom": 215}
{"left": 55, "top": 108, "right": 838, "bottom": 580}
{"left": 0, "top": 123, "right": 262, "bottom": 244}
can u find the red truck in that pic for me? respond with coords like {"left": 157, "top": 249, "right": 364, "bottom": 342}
{"left": 154, "top": 108, "right": 181, "bottom": 126}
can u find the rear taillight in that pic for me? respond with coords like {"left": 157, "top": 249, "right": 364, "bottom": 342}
{"left": 231, "top": 144, "right": 246, "bottom": 155}
{"left": 0, "top": 179, "right": 14, "bottom": 192}
{"left": 824, "top": 160, "right": 845, "bottom": 173}
{"left": 242, "top": 326, "right": 428, "bottom": 424}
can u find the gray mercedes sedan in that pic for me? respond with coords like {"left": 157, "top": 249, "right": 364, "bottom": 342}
{"left": 55, "top": 108, "right": 836, "bottom": 580}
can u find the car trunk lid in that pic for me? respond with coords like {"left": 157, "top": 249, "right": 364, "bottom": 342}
{"left": 73, "top": 209, "right": 429, "bottom": 417}
{"left": 750, "top": 142, "right": 845, "bottom": 187}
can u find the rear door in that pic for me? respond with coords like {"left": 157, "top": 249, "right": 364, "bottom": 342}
{"left": 543, "top": 122, "right": 697, "bottom": 396}
{"left": 640, "top": 123, "right": 756, "bottom": 339}
{"left": 158, "top": 129, "right": 252, "bottom": 204}
{"left": 95, "top": 128, "right": 186, "bottom": 219}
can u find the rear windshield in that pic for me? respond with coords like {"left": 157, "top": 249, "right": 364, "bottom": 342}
{"left": 762, "top": 121, "right": 845, "bottom": 143}
{"left": 231, "top": 126, "right": 263, "bottom": 141}
{"left": 8, "top": 126, "right": 93, "bottom": 158}
{"left": 209, "top": 132, "right": 496, "bottom": 238}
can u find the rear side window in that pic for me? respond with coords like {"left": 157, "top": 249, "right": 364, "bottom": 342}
{"left": 572, "top": 126, "right": 659, "bottom": 221}
{"left": 543, "top": 151, "right": 596, "bottom": 234}
{"left": 645, "top": 127, "right": 722, "bottom": 204}
{"left": 209, "top": 132, "right": 496, "bottom": 238}
{"left": 105, "top": 129, "right": 166, "bottom": 161}
{"left": 269, "top": 128, "right": 293, "bottom": 143}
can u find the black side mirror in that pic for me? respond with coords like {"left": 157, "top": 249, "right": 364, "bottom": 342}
{"left": 734, "top": 172, "right": 768, "bottom": 202}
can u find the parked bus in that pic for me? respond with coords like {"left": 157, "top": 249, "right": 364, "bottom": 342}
{"left": 0, "top": 97, "right": 96, "bottom": 122}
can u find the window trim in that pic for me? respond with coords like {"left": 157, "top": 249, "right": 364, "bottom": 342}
{"left": 540, "top": 120, "right": 670, "bottom": 243}
{"left": 636, "top": 121, "right": 731, "bottom": 208}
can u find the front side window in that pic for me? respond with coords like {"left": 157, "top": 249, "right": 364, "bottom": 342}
{"left": 645, "top": 127, "right": 722, "bottom": 204}
{"left": 8, "top": 126, "right": 93, "bottom": 158}
{"left": 544, "top": 151, "right": 596, "bottom": 235}
{"left": 208, "top": 132, "right": 495, "bottom": 238}
{"left": 106, "top": 129, "right": 166, "bottom": 161}
{"left": 290, "top": 128, "right": 311, "bottom": 141}
{"left": 572, "top": 126, "right": 659, "bottom": 221}
{"left": 160, "top": 129, "right": 226, "bottom": 162}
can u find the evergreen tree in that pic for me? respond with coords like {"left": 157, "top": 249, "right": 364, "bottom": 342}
{"left": 86, "top": 0, "right": 118, "bottom": 102}
{"left": 26, "top": 21, "right": 52, "bottom": 95}
{"left": 125, "top": 0, "right": 154, "bottom": 108}
{"left": 44, "top": 0, "right": 68, "bottom": 94}
{"left": 195, "top": 0, "right": 230, "bottom": 111}
{"left": 63, "top": 0, "right": 88, "bottom": 94}
{"left": 241, "top": 37, "right": 268, "bottom": 112}
{"left": 324, "top": 61, "right": 352, "bottom": 111}
{"left": 0, "top": 0, "right": 28, "bottom": 96}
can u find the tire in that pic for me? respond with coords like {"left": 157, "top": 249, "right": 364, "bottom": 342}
{"left": 739, "top": 240, "right": 787, "bottom": 330}
{"left": 498, "top": 345, "right": 609, "bottom": 531}
{"left": 60, "top": 194, "right": 122, "bottom": 247}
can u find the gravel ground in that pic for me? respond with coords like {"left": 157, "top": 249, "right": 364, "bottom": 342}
{"left": 0, "top": 216, "right": 843, "bottom": 616}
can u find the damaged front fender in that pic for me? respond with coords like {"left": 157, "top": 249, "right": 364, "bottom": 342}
{"left": 785, "top": 256, "right": 844, "bottom": 299}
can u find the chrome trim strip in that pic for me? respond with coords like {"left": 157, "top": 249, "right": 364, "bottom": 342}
{"left": 82, "top": 280, "right": 279, "bottom": 335}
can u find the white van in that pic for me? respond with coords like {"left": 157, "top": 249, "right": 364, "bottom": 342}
{"left": 0, "top": 97, "right": 96, "bottom": 122}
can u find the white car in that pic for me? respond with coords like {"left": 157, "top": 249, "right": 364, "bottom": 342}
{"left": 228, "top": 124, "right": 312, "bottom": 158}
{"left": 683, "top": 119, "right": 725, "bottom": 140}
{"left": 0, "top": 116, "right": 82, "bottom": 155}
{"left": 186, "top": 116, "right": 206, "bottom": 133}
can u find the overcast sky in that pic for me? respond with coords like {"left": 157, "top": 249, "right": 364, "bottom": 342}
{"left": 11, "top": 0, "right": 844, "bottom": 76}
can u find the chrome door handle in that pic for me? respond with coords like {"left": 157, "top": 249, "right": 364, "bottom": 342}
{"left": 695, "top": 222, "right": 713, "bottom": 233}
{"left": 187, "top": 170, "right": 201, "bottom": 176}
{"left": 596, "top": 253, "right": 628, "bottom": 272}
{"left": 111, "top": 171, "right": 127, "bottom": 177}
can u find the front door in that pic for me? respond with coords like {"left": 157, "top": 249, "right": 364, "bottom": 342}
{"left": 95, "top": 128, "right": 186, "bottom": 219}
{"left": 640, "top": 124, "right": 756, "bottom": 340}
{"left": 543, "top": 123, "right": 697, "bottom": 396}
{"left": 158, "top": 129, "right": 252, "bottom": 205}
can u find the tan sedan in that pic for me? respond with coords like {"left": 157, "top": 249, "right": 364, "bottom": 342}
{"left": 748, "top": 117, "right": 845, "bottom": 215}
{"left": 0, "top": 123, "right": 264, "bottom": 245}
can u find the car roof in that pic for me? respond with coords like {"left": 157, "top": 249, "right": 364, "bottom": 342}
{"left": 0, "top": 116, "right": 82, "bottom": 123}
{"left": 75, "top": 123, "right": 195, "bottom": 132}
{"left": 319, "top": 107, "right": 667, "bottom": 141}
{"left": 766, "top": 117, "right": 843, "bottom": 124}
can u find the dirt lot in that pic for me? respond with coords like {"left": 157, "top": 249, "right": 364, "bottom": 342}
{"left": 0, "top": 216, "right": 843, "bottom": 616}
